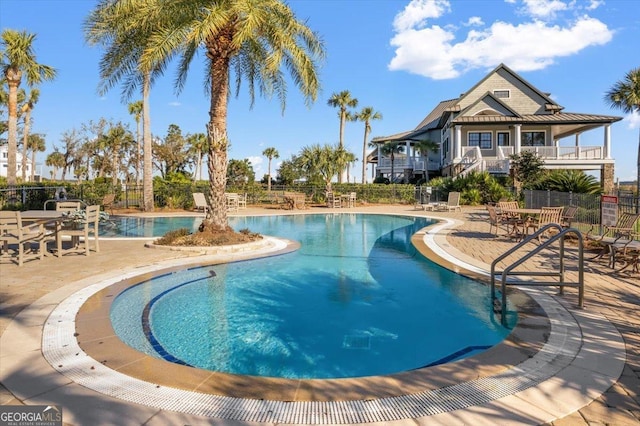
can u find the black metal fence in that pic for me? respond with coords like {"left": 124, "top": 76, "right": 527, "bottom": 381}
{"left": 523, "top": 189, "right": 639, "bottom": 232}
{"left": 2, "top": 184, "right": 637, "bottom": 233}
{"left": 0, "top": 182, "right": 421, "bottom": 211}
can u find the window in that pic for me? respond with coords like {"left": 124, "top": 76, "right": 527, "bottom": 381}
{"left": 468, "top": 132, "right": 492, "bottom": 149}
{"left": 497, "top": 132, "right": 510, "bottom": 146}
{"left": 522, "top": 131, "right": 545, "bottom": 146}
{"left": 494, "top": 90, "right": 510, "bottom": 99}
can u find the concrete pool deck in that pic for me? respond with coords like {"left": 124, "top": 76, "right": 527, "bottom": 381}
{"left": 1, "top": 205, "right": 639, "bottom": 425}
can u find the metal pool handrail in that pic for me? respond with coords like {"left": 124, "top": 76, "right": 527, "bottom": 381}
{"left": 490, "top": 223, "right": 585, "bottom": 326}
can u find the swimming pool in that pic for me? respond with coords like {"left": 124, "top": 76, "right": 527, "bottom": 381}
{"left": 110, "top": 214, "right": 513, "bottom": 379}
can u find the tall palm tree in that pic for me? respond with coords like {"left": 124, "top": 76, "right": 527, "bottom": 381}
{"left": 85, "top": 1, "right": 170, "bottom": 212}
{"left": 356, "top": 106, "right": 382, "bottom": 184}
{"left": 1, "top": 29, "right": 56, "bottom": 185}
{"left": 27, "top": 133, "right": 46, "bottom": 181}
{"left": 137, "top": 0, "right": 325, "bottom": 230}
{"left": 187, "top": 132, "right": 208, "bottom": 181}
{"left": 20, "top": 88, "right": 39, "bottom": 181}
{"left": 327, "top": 90, "right": 358, "bottom": 183}
{"left": 128, "top": 100, "right": 143, "bottom": 185}
{"left": 605, "top": 67, "right": 640, "bottom": 201}
{"left": 262, "top": 147, "right": 279, "bottom": 192}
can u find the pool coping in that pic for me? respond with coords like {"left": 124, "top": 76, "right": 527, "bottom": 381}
{"left": 1, "top": 212, "right": 626, "bottom": 425}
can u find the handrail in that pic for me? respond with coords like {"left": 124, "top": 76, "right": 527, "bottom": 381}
{"left": 490, "top": 224, "right": 584, "bottom": 326}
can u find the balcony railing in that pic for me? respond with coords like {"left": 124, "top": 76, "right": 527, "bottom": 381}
{"left": 520, "top": 146, "right": 604, "bottom": 160}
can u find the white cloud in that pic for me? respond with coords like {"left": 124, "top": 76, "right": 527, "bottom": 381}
{"left": 465, "top": 16, "right": 484, "bottom": 27}
{"left": 247, "top": 156, "right": 263, "bottom": 167}
{"left": 247, "top": 156, "right": 263, "bottom": 175}
{"left": 520, "top": 0, "right": 568, "bottom": 20}
{"left": 393, "top": 0, "right": 451, "bottom": 32}
{"left": 169, "top": 101, "right": 181, "bottom": 107}
{"left": 586, "top": 0, "right": 604, "bottom": 11}
{"left": 388, "top": 1, "right": 614, "bottom": 79}
{"left": 626, "top": 110, "right": 640, "bottom": 130}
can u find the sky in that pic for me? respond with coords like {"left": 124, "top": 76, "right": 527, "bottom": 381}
{"left": 1, "top": 0, "right": 639, "bottom": 183}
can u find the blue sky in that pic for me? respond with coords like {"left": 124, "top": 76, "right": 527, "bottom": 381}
{"left": 2, "top": 0, "right": 639, "bottom": 183}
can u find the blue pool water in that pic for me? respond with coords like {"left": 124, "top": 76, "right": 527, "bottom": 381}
{"left": 110, "top": 214, "right": 512, "bottom": 379}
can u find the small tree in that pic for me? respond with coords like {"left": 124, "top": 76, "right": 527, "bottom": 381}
{"left": 510, "top": 151, "right": 545, "bottom": 191}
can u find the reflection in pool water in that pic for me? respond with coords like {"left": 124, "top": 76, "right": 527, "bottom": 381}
{"left": 110, "top": 214, "right": 513, "bottom": 379}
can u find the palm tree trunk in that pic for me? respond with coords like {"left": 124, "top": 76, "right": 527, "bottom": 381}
{"left": 7, "top": 78, "right": 19, "bottom": 186}
{"left": 21, "top": 110, "right": 31, "bottom": 181}
{"left": 361, "top": 126, "right": 369, "bottom": 184}
{"left": 204, "top": 46, "right": 232, "bottom": 230}
{"left": 142, "top": 73, "right": 154, "bottom": 212}
{"left": 267, "top": 158, "right": 272, "bottom": 192}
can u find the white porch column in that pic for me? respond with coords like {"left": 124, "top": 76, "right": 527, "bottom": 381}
{"left": 514, "top": 124, "right": 522, "bottom": 154}
{"left": 406, "top": 140, "right": 411, "bottom": 167}
{"left": 604, "top": 124, "right": 611, "bottom": 159}
{"left": 377, "top": 144, "right": 382, "bottom": 175}
{"left": 454, "top": 125, "right": 462, "bottom": 161}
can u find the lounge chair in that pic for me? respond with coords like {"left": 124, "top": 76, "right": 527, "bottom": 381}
{"left": 193, "top": 192, "right": 209, "bottom": 214}
{"left": 56, "top": 205, "right": 101, "bottom": 257}
{"left": 586, "top": 212, "right": 640, "bottom": 265}
{"left": 0, "top": 211, "right": 45, "bottom": 266}
{"left": 437, "top": 191, "right": 462, "bottom": 212}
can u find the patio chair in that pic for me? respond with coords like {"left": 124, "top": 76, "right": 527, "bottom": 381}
{"left": 101, "top": 193, "right": 115, "bottom": 215}
{"left": 56, "top": 205, "right": 101, "bottom": 257}
{"left": 193, "top": 192, "right": 209, "bottom": 214}
{"left": 486, "top": 204, "right": 510, "bottom": 237}
{"left": 348, "top": 192, "right": 357, "bottom": 208}
{"left": 437, "top": 191, "right": 461, "bottom": 212}
{"left": 326, "top": 192, "right": 341, "bottom": 208}
{"left": 560, "top": 205, "right": 578, "bottom": 229}
{"left": 237, "top": 193, "right": 247, "bottom": 209}
{"left": 225, "top": 193, "right": 239, "bottom": 212}
{"left": 0, "top": 211, "right": 45, "bottom": 266}
{"left": 55, "top": 200, "right": 82, "bottom": 213}
{"left": 586, "top": 212, "right": 640, "bottom": 264}
{"left": 525, "top": 206, "right": 564, "bottom": 242}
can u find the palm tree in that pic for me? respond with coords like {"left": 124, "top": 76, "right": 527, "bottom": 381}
{"left": 20, "top": 88, "right": 39, "bottom": 181}
{"left": 187, "top": 132, "right": 209, "bottom": 181}
{"left": 27, "top": 133, "right": 45, "bottom": 181}
{"left": 297, "top": 144, "right": 352, "bottom": 193}
{"left": 356, "top": 106, "right": 382, "bottom": 183}
{"left": 45, "top": 150, "right": 65, "bottom": 180}
{"left": 327, "top": 90, "right": 358, "bottom": 183}
{"left": 380, "top": 141, "right": 405, "bottom": 183}
{"left": 1, "top": 29, "right": 56, "bottom": 185}
{"left": 128, "top": 100, "right": 143, "bottom": 185}
{"left": 136, "top": 0, "right": 325, "bottom": 230}
{"left": 85, "top": 1, "right": 170, "bottom": 212}
{"left": 605, "top": 67, "right": 640, "bottom": 200}
{"left": 262, "top": 147, "right": 279, "bottom": 192}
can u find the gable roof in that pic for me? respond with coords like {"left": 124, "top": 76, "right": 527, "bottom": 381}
{"left": 371, "top": 63, "right": 621, "bottom": 144}
{"left": 460, "top": 63, "right": 562, "bottom": 111}
{"left": 458, "top": 91, "right": 522, "bottom": 118}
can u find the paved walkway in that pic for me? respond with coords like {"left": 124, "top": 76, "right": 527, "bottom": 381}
{"left": 0, "top": 205, "right": 638, "bottom": 425}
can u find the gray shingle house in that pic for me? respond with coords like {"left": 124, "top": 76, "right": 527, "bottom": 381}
{"left": 369, "top": 63, "right": 622, "bottom": 192}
